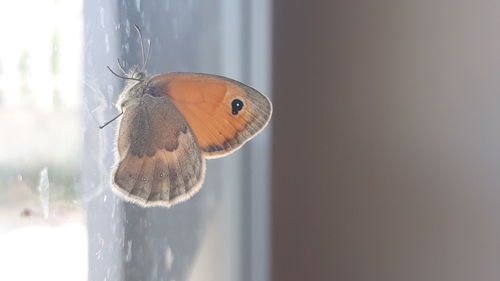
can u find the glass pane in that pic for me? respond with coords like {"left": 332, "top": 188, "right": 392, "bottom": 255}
{"left": 83, "top": 1, "right": 271, "bottom": 281}
{"left": 0, "top": 1, "right": 271, "bottom": 280}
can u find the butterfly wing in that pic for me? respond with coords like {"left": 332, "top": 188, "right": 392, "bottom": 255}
{"left": 147, "top": 73, "right": 272, "bottom": 158}
{"left": 113, "top": 94, "right": 205, "bottom": 207}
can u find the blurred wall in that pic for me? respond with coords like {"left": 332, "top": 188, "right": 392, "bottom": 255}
{"left": 272, "top": 1, "right": 500, "bottom": 281}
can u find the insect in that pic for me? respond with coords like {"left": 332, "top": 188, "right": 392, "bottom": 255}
{"left": 101, "top": 25, "right": 272, "bottom": 207}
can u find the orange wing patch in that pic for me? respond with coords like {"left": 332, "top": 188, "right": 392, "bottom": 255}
{"left": 148, "top": 73, "right": 272, "bottom": 158}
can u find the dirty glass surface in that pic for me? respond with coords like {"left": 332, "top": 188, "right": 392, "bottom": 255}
{"left": 0, "top": 0, "right": 271, "bottom": 281}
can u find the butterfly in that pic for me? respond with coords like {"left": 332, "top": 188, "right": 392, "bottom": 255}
{"left": 101, "top": 25, "right": 272, "bottom": 207}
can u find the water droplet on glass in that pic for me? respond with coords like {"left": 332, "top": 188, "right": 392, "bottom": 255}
{"left": 125, "top": 240, "right": 133, "bottom": 262}
{"left": 99, "top": 8, "right": 105, "bottom": 28}
{"left": 165, "top": 246, "right": 174, "bottom": 271}
{"left": 105, "top": 33, "right": 110, "bottom": 53}
{"left": 37, "top": 168, "right": 50, "bottom": 219}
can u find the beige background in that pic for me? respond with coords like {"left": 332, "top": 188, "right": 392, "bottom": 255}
{"left": 272, "top": 1, "right": 500, "bottom": 280}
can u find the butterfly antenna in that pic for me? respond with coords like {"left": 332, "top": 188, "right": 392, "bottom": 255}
{"left": 142, "top": 39, "right": 151, "bottom": 71}
{"left": 134, "top": 24, "right": 146, "bottom": 69}
{"left": 116, "top": 58, "right": 127, "bottom": 74}
{"left": 106, "top": 65, "right": 142, "bottom": 81}
{"left": 99, "top": 110, "right": 124, "bottom": 129}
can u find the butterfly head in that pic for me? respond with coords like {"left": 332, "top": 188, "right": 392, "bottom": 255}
{"left": 116, "top": 71, "right": 153, "bottom": 109}
{"left": 132, "top": 70, "right": 146, "bottom": 81}
{"left": 126, "top": 65, "right": 147, "bottom": 81}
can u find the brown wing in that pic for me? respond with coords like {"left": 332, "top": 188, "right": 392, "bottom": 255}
{"left": 147, "top": 73, "right": 272, "bottom": 158}
{"left": 112, "top": 94, "right": 205, "bottom": 207}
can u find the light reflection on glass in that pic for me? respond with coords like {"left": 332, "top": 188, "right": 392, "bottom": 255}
{"left": 0, "top": 0, "right": 87, "bottom": 280}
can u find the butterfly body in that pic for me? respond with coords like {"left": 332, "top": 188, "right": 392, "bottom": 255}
{"left": 111, "top": 70, "right": 272, "bottom": 207}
